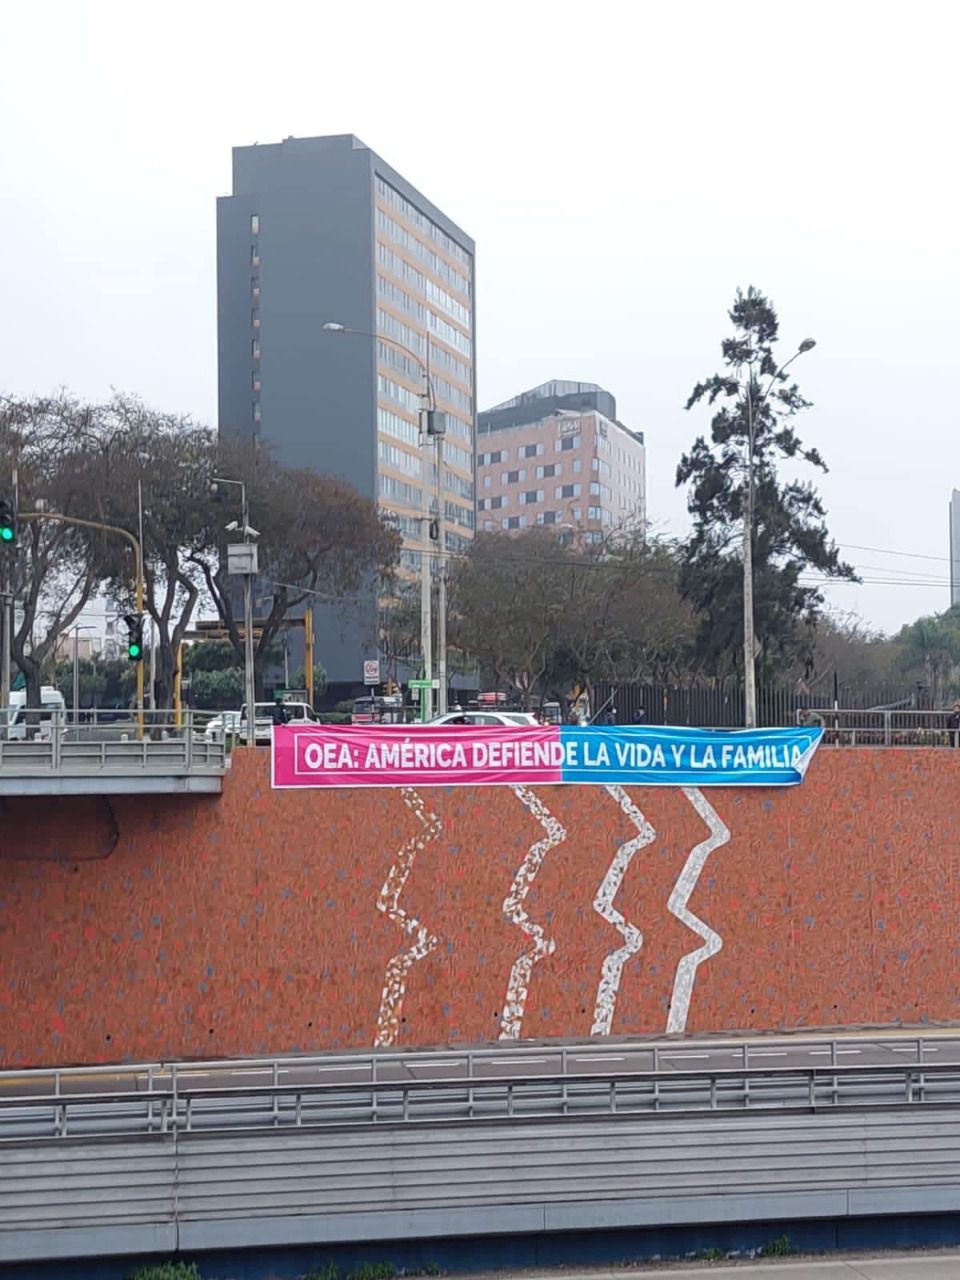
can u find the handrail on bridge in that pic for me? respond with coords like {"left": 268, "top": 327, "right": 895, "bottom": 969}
{"left": 0, "top": 707, "right": 229, "bottom": 772}
{"left": 798, "top": 706, "right": 960, "bottom": 747}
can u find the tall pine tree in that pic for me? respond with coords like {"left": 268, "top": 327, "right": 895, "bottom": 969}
{"left": 676, "top": 287, "right": 856, "bottom": 679}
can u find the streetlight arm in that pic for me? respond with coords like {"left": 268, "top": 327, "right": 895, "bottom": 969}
{"left": 322, "top": 323, "right": 436, "bottom": 410}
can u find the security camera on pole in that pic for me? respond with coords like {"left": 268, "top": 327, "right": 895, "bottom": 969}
{"left": 213, "top": 477, "right": 259, "bottom": 748}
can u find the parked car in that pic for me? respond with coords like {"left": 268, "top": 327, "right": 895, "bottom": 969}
{"left": 428, "top": 711, "right": 540, "bottom": 727}
{"left": 1, "top": 687, "right": 67, "bottom": 740}
{"left": 202, "top": 710, "right": 243, "bottom": 743}
{"left": 236, "top": 701, "right": 320, "bottom": 745}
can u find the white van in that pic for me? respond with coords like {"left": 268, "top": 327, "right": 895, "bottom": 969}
{"left": 1, "top": 687, "right": 67, "bottom": 740}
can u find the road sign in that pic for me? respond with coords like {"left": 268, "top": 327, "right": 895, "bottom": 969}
{"left": 409, "top": 678, "right": 440, "bottom": 690}
{"left": 363, "top": 660, "right": 381, "bottom": 685}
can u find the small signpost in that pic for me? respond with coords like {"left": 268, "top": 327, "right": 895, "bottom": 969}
{"left": 409, "top": 678, "right": 440, "bottom": 723}
{"left": 363, "top": 659, "right": 381, "bottom": 686}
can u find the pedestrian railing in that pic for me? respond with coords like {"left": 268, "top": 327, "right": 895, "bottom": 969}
{"left": 2, "top": 1036, "right": 958, "bottom": 1142}
{"left": 797, "top": 707, "right": 960, "bottom": 747}
{"left": 0, "top": 708, "right": 227, "bottom": 773}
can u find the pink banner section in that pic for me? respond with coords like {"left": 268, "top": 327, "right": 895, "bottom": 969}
{"left": 272, "top": 724, "right": 563, "bottom": 789}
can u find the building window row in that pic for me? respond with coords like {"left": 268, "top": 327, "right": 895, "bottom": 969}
{"left": 381, "top": 510, "right": 421, "bottom": 539}
{"left": 557, "top": 483, "right": 580, "bottom": 498}
{"left": 378, "top": 240, "right": 469, "bottom": 330}
{"left": 379, "top": 440, "right": 421, "bottom": 478}
{"left": 376, "top": 311, "right": 473, "bottom": 389}
{"left": 375, "top": 208, "right": 471, "bottom": 298}
{"left": 479, "top": 449, "right": 506, "bottom": 466}
{"left": 376, "top": 176, "right": 472, "bottom": 269}
{"left": 536, "top": 462, "right": 560, "bottom": 479}
{"left": 379, "top": 474, "right": 422, "bottom": 508}
{"left": 503, "top": 515, "right": 527, "bottom": 530}
{"left": 426, "top": 305, "right": 471, "bottom": 356}
{"left": 479, "top": 495, "right": 505, "bottom": 511}
{"left": 378, "top": 373, "right": 420, "bottom": 416}
{"left": 444, "top": 470, "right": 474, "bottom": 501}
{"left": 377, "top": 342, "right": 472, "bottom": 415}
{"left": 399, "top": 549, "right": 421, "bottom": 572}
{"left": 590, "top": 480, "right": 612, "bottom": 500}
{"left": 377, "top": 278, "right": 472, "bottom": 357}
{"left": 556, "top": 434, "right": 580, "bottom": 452}
{"left": 376, "top": 241, "right": 471, "bottom": 330}
{"left": 442, "top": 440, "right": 472, "bottom": 472}
{"left": 502, "top": 468, "right": 526, "bottom": 484}
{"left": 592, "top": 456, "right": 611, "bottom": 477}
{"left": 519, "top": 489, "right": 544, "bottom": 505}
{"left": 428, "top": 339, "right": 472, "bottom": 387}
{"left": 445, "top": 529, "right": 471, "bottom": 553}
{"left": 519, "top": 442, "right": 544, "bottom": 458}
{"left": 445, "top": 499, "right": 475, "bottom": 530}
{"left": 378, "top": 407, "right": 420, "bottom": 448}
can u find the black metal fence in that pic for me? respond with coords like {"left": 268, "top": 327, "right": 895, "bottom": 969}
{"left": 593, "top": 682, "right": 946, "bottom": 729}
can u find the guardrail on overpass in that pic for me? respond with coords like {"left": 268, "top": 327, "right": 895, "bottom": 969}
{"left": 0, "top": 709, "right": 228, "bottom": 794}
{"left": 4, "top": 1037, "right": 960, "bottom": 1264}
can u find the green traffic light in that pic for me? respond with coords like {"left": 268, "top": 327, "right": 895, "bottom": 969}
{"left": 0, "top": 527, "right": 13, "bottom": 543}
{"left": 128, "top": 644, "right": 142, "bottom": 659}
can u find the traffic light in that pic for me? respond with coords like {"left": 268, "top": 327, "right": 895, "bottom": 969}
{"left": 0, "top": 499, "right": 16, "bottom": 547}
{"left": 123, "top": 614, "right": 144, "bottom": 662}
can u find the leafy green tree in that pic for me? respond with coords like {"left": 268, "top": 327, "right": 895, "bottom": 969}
{"left": 677, "top": 286, "right": 856, "bottom": 679}
{"left": 188, "top": 666, "right": 244, "bottom": 710}
{"left": 894, "top": 607, "right": 960, "bottom": 704}
{"left": 183, "top": 640, "right": 239, "bottom": 674}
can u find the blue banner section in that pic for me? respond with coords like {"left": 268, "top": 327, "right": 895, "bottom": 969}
{"left": 558, "top": 725, "right": 822, "bottom": 787}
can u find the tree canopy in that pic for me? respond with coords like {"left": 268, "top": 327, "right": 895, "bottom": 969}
{"left": 677, "top": 286, "right": 856, "bottom": 678}
{"left": 0, "top": 391, "right": 399, "bottom": 708}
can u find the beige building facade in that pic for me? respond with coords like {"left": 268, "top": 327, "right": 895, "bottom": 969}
{"left": 477, "top": 381, "right": 645, "bottom": 543}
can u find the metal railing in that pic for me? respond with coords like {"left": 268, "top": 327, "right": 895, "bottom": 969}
{"left": 2, "top": 1036, "right": 959, "bottom": 1142}
{"left": 0, "top": 708, "right": 228, "bottom": 771}
{"left": 797, "top": 707, "right": 960, "bottom": 747}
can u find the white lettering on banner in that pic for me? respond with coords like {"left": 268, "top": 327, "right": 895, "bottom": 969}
{"left": 303, "top": 741, "right": 354, "bottom": 770}
{"left": 613, "top": 742, "right": 667, "bottom": 769}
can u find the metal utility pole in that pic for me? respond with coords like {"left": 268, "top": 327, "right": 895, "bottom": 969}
{"left": 742, "top": 372, "right": 759, "bottom": 729}
{"left": 0, "top": 467, "right": 18, "bottom": 716}
{"left": 435, "top": 430, "right": 448, "bottom": 716}
{"left": 741, "top": 338, "right": 817, "bottom": 729}
{"left": 72, "top": 626, "right": 80, "bottom": 728}
{"left": 212, "top": 476, "right": 258, "bottom": 748}
{"left": 419, "top": 367, "right": 434, "bottom": 723}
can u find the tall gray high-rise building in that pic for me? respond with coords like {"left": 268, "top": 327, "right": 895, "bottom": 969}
{"left": 216, "top": 135, "right": 476, "bottom": 686}
{"left": 951, "top": 489, "right": 960, "bottom": 608}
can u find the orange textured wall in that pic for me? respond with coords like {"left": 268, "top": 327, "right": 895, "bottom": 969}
{"left": 1, "top": 749, "right": 960, "bottom": 1068}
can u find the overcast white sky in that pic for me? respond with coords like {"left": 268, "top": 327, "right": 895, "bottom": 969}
{"left": 2, "top": 0, "right": 957, "bottom": 633}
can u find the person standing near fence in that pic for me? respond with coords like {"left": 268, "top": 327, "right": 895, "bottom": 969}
{"left": 950, "top": 700, "right": 960, "bottom": 747}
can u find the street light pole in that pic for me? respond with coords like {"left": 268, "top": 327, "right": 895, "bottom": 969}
{"left": 742, "top": 338, "right": 816, "bottom": 729}
{"left": 212, "top": 476, "right": 257, "bottom": 748}
{"left": 0, "top": 466, "right": 17, "bottom": 716}
{"left": 323, "top": 322, "right": 444, "bottom": 720}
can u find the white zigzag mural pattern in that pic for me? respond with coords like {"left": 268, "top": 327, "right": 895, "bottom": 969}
{"left": 499, "top": 787, "right": 567, "bottom": 1039}
{"left": 665, "top": 787, "right": 731, "bottom": 1033}
{"left": 590, "top": 786, "right": 656, "bottom": 1036}
{"left": 373, "top": 787, "right": 443, "bottom": 1048}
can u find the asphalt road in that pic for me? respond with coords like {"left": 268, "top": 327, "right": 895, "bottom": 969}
{"left": 2, "top": 1029, "right": 958, "bottom": 1097}
{"left": 503, "top": 1260, "right": 960, "bottom": 1279}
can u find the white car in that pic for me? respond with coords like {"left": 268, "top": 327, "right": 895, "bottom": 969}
{"left": 202, "top": 710, "right": 243, "bottom": 743}
{"left": 428, "top": 711, "right": 540, "bottom": 727}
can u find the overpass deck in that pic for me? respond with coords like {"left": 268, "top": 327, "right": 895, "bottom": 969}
{"left": 0, "top": 711, "right": 228, "bottom": 794}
